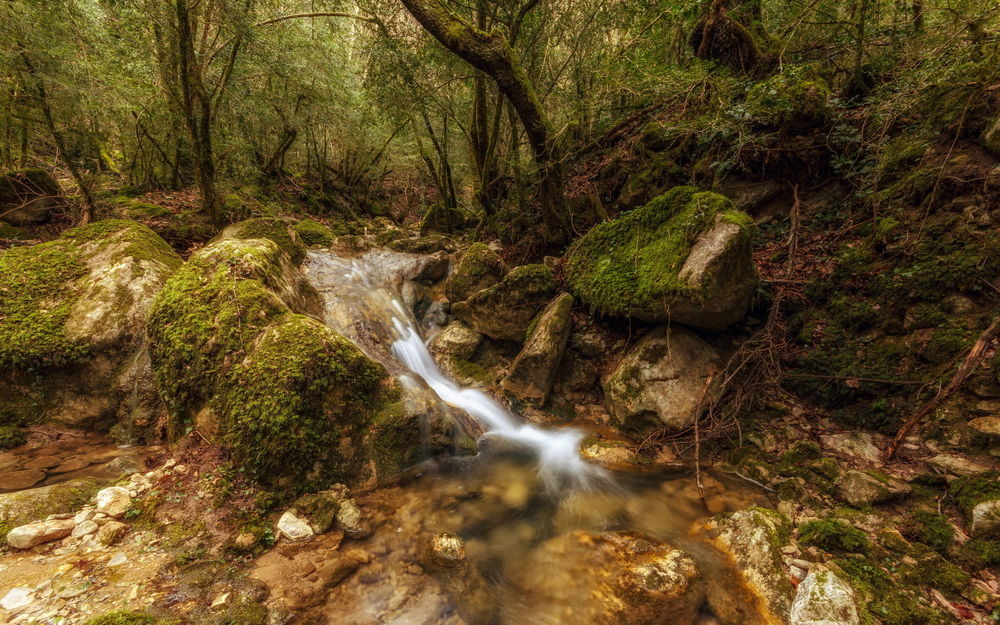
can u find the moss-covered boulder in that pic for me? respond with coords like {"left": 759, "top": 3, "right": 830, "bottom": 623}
{"left": 148, "top": 219, "right": 439, "bottom": 489}
{"left": 603, "top": 326, "right": 721, "bottom": 433}
{"left": 0, "top": 478, "right": 102, "bottom": 541}
{"left": 453, "top": 264, "right": 556, "bottom": 341}
{"left": 565, "top": 187, "right": 756, "bottom": 331}
{"left": 702, "top": 507, "right": 795, "bottom": 625}
{"left": 982, "top": 113, "right": 1000, "bottom": 157}
{"left": 293, "top": 218, "right": 340, "bottom": 247}
{"left": 0, "top": 220, "right": 182, "bottom": 436}
{"left": 747, "top": 65, "right": 832, "bottom": 130}
{"left": 445, "top": 242, "right": 508, "bottom": 303}
{"left": 502, "top": 293, "right": 573, "bottom": 406}
{"left": 106, "top": 196, "right": 215, "bottom": 244}
{"left": 0, "top": 168, "right": 62, "bottom": 225}
{"left": 419, "top": 203, "right": 473, "bottom": 235}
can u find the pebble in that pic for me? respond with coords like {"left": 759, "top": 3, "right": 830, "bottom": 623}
{"left": 107, "top": 552, "right": 128, "bottom": 567}
{"left": 0, "top": 588, "right": 33, "bottom": 611}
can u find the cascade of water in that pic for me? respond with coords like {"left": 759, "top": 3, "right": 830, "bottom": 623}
{"left": 305, "top": 249, "right": 605, "bottom": 490}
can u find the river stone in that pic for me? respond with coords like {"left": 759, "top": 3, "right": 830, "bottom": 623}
{"left": 565, "top": 186, "right": 756, "bottom": 331}
{"left": 970, "top": 500, "right": 1000, "bottom": 537}
{"left": 94, "top": 486, "right": 132, "bottom": 518}
{"left": 819, "top": 433, "right": 882, "bottom": 463}
{"left": 96, "top": 520, "right": 128, "bottom": 546}
{"left": 453, "top": 264, "right": 556, "bottom": 341}
{"left": 335, "top": 498, "right": 370, "bottom": 539}
{"left": 0, "top": 169, "right": 61, "bottom": 225}
{"left": 837, "top": 470, "right": 911, "bottom": 506}
{"left": 927, "top": 454, "right": 992, "bottom": 476}
{"left": 969, "top": 417, "right": 1000, "bottom": 437}
{"left": 431, "top": 321, "right": 482, "bottom": 359}
{"left": 702, "top": 507, "right": 795, "bottom": 625}
{"left": 277, "top": 510, "right": 314, "bottom": 542}
{"left": 507, "top": 530, "right": 706, "bottom": 625}
{"left": 0, "top": 587, "right": 33, "bottom": 611}
{"left": 444, "top": 242, "right": 507, "bottom": 304}
{"left": 502, "top": 293, "right": 573, "bottom": 406}
{"left": 790, "top": 568, "right": 860, "bottom": 625}
{"left": 70, "top": 519, "right": 99, "bottom": 537}
{"left": 6, "top": 518, "right": 75, "bottom": 549}
{"left": 604, "top": 326, "right": 721, "bottom": 433}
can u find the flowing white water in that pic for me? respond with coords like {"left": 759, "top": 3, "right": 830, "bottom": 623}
{"left": 305, "top": 249, "right": 605, "bottom": 490}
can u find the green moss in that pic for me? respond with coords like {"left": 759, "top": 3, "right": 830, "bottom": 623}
{"left": 217, "top": 315, "right": 383, "bottom": 486}
{"left": 293, "top": 218, "right": 337, "bottom": 247}
{"left": 834, "top": 556, "right": 945, "bottom": 625}
{"left": 108, "top": 196, "right": 171, "bottom": 219}
{"left": 0, "top": 222, "right": 29, "bottom": 239}
{"left": 445, "top": 243, "right": 507, "bottom": 302}
{"left": 82, "top": 611, "right": 157, "bottom": 625}
{"left": 448, "top": 356, "right": 493, "bottom": 385}
{"left": 224, "top": 218, "right": 306, "bottom": 264}
{"left": 148, "top": 239, "right": 290, "bottom": 424}
{"left": 1, "top": 478, "right": 103, "bottom": 542}
{"left": 209, "top": 601, "right": 267, "bottom": 625}
{"left": 950, "top": 473, "right": 1000, "bottom": 516}
{"left": 746, "top": 64, "right": 832, "bottom": 128}
{"left": 565, "top": 186, "right": 752, "bottom": 318}
{"left": 799, "top": 518, "right": 870, "bottom": 553}
{"left": 903, "top": 554, "right": 970, "bottom": 595}
{"left": 955, "top": 537, "right": 1000, "bottom": 569}
{"left": 0, "top": 425, "right": 26, "bottom": 449}
{"left": 904, "top": 511, "right": 954, "bottom": 551}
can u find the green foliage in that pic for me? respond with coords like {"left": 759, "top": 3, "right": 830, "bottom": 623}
{"left": 565, "top": 186, "right": 752, "bottom": 318}
{"left": 905, "top": 511, "right": 954, "bottom": 551}
{"left": 799, "top": 518, "right": 870, "bottom": 553}
{"left": 0, "top": 425, "right": 26, "bottom": 449}
{"left": 746, "top": 64, "right": 832, "bottom": 128}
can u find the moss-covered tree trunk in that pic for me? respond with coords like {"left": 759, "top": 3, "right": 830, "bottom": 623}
{"left": 397, "top": 0, "right": 568, "bottom": 240}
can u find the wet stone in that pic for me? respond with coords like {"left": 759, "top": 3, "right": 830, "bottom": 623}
{"left": 0, "top": 469, "right": 46, "bottom": 491}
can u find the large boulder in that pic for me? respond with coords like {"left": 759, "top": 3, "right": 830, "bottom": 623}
{"left": 746, "top": 65, "right": 832, "bottom": 130}
{"left": 836, "top": 470, "right": 911, "bottom": 507}
{"left": 506, "top": 530, "right": 706, "bottom": 625}
{"left": 701, "top": 507, "right": 795, "bottom": 625}
{"left": 502, "top": 293, "right": 573, "bottom": 406}
{"left": 453, "top": 264, "right": 556, "bottom": 341}
{"left": 603, "top": 326, "right": 721, "bottom": 433}
{"left": 444, "top": 242, "right": 507, "bottom": 303}
{"left": 419, "top": 203, "right": 473, "bottom": 235}
{"left": 0, "top": 220, "right": 182, "bottom": 438}
{"left": 565, "top": 186, "right": 756, "bottom": 331}
{"left": 0, "top": 169, "right": 62, "bottom": 225}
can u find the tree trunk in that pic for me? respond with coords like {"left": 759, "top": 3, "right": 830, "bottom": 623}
{"left": 397, "top": 0, "right": 567, "bottom": 239}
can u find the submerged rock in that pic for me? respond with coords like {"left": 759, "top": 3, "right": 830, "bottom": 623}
{"left": 790, "top": 568, "right": 860, "bottom": 625}
{"left": 453, "top": 264, "right": 556, "bottom": 341}
{"left": 502, "top": 293, "right": 573, "bottom": 406}
{"left": 701, "top": 507, "right": 795, "bottom": 625}
{"left": 0, "top": 220, "right": 182, "bottom": 436}
{"left": 444, "top": 243, "right": 507, "bottom": 303}
{"left": 565, "top": 186, "right": 756, "bottom": 331}
{"left": 0, "top": 168, "right": 62, "bottom": 225}
{"left": 604, "top": 326, "right": 721, "bottom": 433}
{"left": 507, "top": 530, "right": 706, "bottom": 625}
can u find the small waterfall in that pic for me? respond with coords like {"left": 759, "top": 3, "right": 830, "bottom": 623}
{"left": 305, "top": 249, "right": 605, "bottom": 490}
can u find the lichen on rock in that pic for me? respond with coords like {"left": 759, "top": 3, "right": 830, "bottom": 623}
{"left": 565, "top": 186, "right": 756, "bottom": 331}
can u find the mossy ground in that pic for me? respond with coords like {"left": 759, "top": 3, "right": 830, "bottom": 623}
{"left": 293, "top": 218, "right": 342, "bottom": 247}
{"left": 565, "top": 186, "right": 752, "bottom": 318}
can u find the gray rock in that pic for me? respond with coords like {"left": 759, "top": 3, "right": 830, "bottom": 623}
{"left": 604, "top": 326, "right": 721, "bottom": 432}
{"left": 453, "top": 264, "right": 555, "bottom": 341}
{"left": 335, "top": 498, "right": 371, "bottom": 539}
{"left": 820, "top": 433, "right": 882, "bottom": 463}
{"left": 927, "top": 454, "right": 992, "bottom": 476}
{"left": 444, "top": 242, "right": 507, "bottom": 304}
{"left": 970, "top": 500, "right": 1000, "bottom": 537}
{"left": 702, "top": 507, "right": 795, "bottom": 625}
{"left": 6, "top": 518, "right": 76, "bottom": 549}
{"left": 431, "top": 321, "right": 482, "bottom": 359}
{"left": 837, "top": 470, "right": 911, "bottom": 506}
{"left": 790, "top": 568, "right": 860, "bottom": 625}
{"left": 70, "top": 519, "right": 98, "bottom": 538}
{"left": 502, "top": 293, "right": 573, "bottom": 406}
{"left": 94, "top": 487, "right": 132, "bottom": 518}
{"left": 276, "top": 510, "right": 314, "bottom": 542}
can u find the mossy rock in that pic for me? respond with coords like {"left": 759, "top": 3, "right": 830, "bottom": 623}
{"left": 798, "top": 518, "right": 870, "bottom": 553}
{"left": 502, "top": 293, "right": 574, "bottom": 406}
{"left": 419, "top": 203, "right": 473, "bottom": 235}
{"left": 565, "top": 186, "right": 756, "bottom": 331}
{"left": 747, "top": 64, "right": 832, "bottom": 130}
{"left": 981, "top": 113, "right": 1000, "bottom": 156}
{"left": 0, "top": 425, "right": 26, "bottom": 449}
{"left": 216, "top": 217, "right": 307, "bottom": 264}
{"left": 453, "top": 264, "right": 556, "bottom": 341}
{"left": 445, "top": 243, "right": 508, "bottom": 303}
{"left": 0, "top": 478, "right": 103, "bottom": 541}
{"left": 0, "top": 221, "right": 29, "bottom": 240}
{"left": 0, "top": 219, "right": 181, "bottom": 434}
{"left": 0, "top": 168, "right": 62, "bottom": 225}
{"left": 293, "top": 218, "right": 340, "bottom": 247}
{"left": 82, "top": 611, "right": 157, "bottom": 625}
